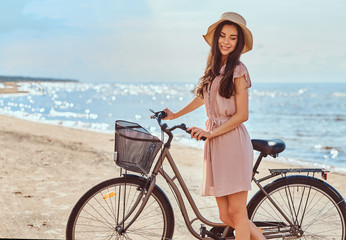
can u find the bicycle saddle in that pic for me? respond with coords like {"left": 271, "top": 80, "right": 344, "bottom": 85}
{"left": 251, "top": 139, "right": 286, "bottom": 156}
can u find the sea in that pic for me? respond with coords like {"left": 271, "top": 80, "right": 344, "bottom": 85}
{"left": 1, "top": 81, "right": 345, "bottom": 173}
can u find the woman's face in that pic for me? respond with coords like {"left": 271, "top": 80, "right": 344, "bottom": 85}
{"left": 218, "top": 24, "right": 238, "bottom": 58}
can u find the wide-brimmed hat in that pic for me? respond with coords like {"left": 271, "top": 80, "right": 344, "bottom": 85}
{"left": 203, "top": 12, "right": 253, "bottom": 54}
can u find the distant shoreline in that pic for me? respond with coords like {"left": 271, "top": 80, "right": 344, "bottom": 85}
{"left": 0, "top": 75, "right": 78, "bottom": 83}
{"left": 0, "top": 76, "right": 78, "bottom": 94}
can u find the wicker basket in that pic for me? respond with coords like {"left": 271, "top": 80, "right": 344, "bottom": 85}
{"left": 114, "top": 120, "right": 162, "bottom": 174}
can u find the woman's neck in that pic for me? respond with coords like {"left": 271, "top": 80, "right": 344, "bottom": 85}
{"left": 221, "top": 55, "right": 228, "bottom": 66}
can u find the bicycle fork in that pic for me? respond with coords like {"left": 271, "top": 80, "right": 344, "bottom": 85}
{"left": 115, "top": 176, "right": 157, "bottom": 235}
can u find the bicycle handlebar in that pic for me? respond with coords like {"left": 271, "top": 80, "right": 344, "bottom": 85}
{"left": 150, "top": 109, "right": 206, "bottom": 141}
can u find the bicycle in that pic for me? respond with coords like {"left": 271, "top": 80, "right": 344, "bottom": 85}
{"left": 66, "top": 109, "right": 346, "bottom": 239}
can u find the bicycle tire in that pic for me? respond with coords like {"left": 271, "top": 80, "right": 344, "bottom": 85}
{"left": 66, "top": 175, "right": 175, "bottom": 240}
{"left": 248, "top": 175, "right": 346, "bottom": 239}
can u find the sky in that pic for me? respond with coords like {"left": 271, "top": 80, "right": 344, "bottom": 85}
{"left": 0, "top": 0, "right": 345, "bottom": 83}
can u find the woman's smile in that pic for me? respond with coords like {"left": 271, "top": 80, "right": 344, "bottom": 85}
{"left": 220, "top": 45, "right": 231, "bottom": 51}
{"left": 218, "top": 24, "right": 238, "bottom": 58}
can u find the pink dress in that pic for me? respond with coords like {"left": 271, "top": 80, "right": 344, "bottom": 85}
{"left": 202, "top": 62, "right": 253, "bottom": 197}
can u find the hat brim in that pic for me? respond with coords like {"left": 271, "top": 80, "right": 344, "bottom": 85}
{"left": 203, "top": 19, "right": 253, "bottom": 54}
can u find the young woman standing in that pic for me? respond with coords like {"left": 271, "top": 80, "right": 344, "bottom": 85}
{"left": 164, "top": 12, "right": 266, "bottom": 240}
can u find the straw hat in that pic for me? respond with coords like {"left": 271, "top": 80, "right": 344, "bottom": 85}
{"left": 203, "top": 12, "right": 253, "bottom": 54}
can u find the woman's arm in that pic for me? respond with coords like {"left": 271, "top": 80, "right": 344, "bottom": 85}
{"left": 164, "top": 96, "right": 204, "bottom": 120}
{"left": 189, "top": 76, "right": 249, "bottom": 140}
{"left": 209, "top": 76, "right": 249, "bottom": 138}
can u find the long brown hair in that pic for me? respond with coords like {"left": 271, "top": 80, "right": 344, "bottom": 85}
{"left": 195, "top": 21, "right": 245, "bottom": 99}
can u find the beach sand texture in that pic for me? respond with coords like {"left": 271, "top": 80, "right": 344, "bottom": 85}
{"left": 0, "top": 114, "right": 345, "bottom": 239}
{"left": 0, "top": 82, "right": 29, "bottom": 94}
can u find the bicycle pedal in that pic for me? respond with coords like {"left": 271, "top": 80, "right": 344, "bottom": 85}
{"left": 200, "top": 224, "right": 206, "bottom": 238}
{"left": 205, "top": 230, "right": 220, "bottom": 239}
{"left": 200, "top": 225, "right": 221, "bottom": 239}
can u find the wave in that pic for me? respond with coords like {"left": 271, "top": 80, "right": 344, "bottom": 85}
{"left": 251, "top": 88, "right": 308, "bottom": 97}
{"left": 49, "top": 107, "right": 98, "bottom": 120}
{"left": 332, "top": 92, "right": 346, "bottom": 97}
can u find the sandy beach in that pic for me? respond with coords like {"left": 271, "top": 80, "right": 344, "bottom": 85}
{"left": 0, "top": 114, "right": 345, "bottom": 239}
{"left": 0, "top": 82, "right": 29, "bottom": 94}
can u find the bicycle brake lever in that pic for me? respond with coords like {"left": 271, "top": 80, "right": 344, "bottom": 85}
{"left": 149, "top": 109, "right": 167, "bottom": 119}
{"left": 180, "top": 123, "right": 187, "bottom": 131}
{"left": 149, "top": 109, "right": 155, "bottom": 119}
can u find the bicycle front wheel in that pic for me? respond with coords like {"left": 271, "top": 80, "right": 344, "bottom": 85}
{"left": 248, "top": 175, "right": 346, "bottom": 239}
{"left": 66, "top": 176, "right": 174, "bottom": 240}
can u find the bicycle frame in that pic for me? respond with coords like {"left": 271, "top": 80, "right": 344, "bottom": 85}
{"left": 120, "top": 112, "right": 331, "bottom": 239}
{"left": 126, "top": 142, "right": 331, "bottom": 240}
{"left": 153, "top": 146, "right": 228, "bottom": 239}
{"left": 66, "top": 112, "right": 345, "bottom": 240}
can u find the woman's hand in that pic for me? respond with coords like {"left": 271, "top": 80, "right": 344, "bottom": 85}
{"left": 163, "top": 108, "right": 176, "bottom": 120}
{"left": 187, "top": 126, "right": 212, "bottom": 141}
{"left": 162, "top": 97, "right": 204, "bottom": 121}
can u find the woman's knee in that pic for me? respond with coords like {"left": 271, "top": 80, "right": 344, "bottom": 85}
{"left": 227, "top": 206, "right": 248, "bottom": 225}
{"left": 219, "top": 212, "right": 234, "bottom": 227}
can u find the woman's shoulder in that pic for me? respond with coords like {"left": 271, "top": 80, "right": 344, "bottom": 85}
{"left": 234, "top": 61, "right": 251, "bottom": 88}
{"left": 234, "top": 61, "right": 249, "bottom": 77}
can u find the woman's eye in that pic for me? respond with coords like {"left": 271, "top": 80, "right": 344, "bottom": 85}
{"left": 231, "top": 38, "right": 237, "bottom": 40}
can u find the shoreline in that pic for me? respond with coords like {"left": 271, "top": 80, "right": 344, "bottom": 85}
{"left": 2, "top": 110, "right": 345, "bottom": 175}
{"left": 0, "top": 113, "right": 345, "bottom": 239}
{"left": 0, "top": 81, "right": 75, "bottom": 95}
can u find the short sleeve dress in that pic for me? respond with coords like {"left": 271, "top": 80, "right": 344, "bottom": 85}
{"left": 202, "top": 62, "right": 253, "bottom": 197}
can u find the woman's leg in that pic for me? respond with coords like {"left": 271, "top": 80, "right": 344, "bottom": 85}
{"left": 249, "top": 221, "right": 266, "bottom": 240}
{"left": 216, "top": 191, "right": 250, "bottom": 240}
{"left": 216, "top": 191, "right": 266, "bottom": 240}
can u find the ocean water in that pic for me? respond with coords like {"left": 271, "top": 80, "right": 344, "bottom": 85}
{"left": 0, "top": 81, "right": 345, "bottom": 173}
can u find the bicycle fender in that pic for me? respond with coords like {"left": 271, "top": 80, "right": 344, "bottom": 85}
{"left": 248, "top": 175, "right": 345, "bottom": 211}
{"left": 273, "top": 175, "right": 345, "bottom": 202}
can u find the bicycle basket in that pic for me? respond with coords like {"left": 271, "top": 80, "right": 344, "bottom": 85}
{"left": 114, "top": 120, "right": 163, "bottom": 174}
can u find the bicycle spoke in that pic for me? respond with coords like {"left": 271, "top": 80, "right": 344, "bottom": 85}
{"left": 81, "top": 206, "right": 115, "bottom": 229}
{"left": 105, "top": 187, "right": 117, "bottom": 221}
{"left": 299, "top": 187, "right": 319, "bottom": 226}
{"left": 284, "top": 184, "right": 299, "bottom": 224}
{"left": 298, "top": 186, "right": 311, "bottom": 227}
{"left": 275, "top": 187, "right": 294, "bottom": 219}
{"left": 94, "top": 190, "right": 117, "bottom": 222}
{"left": 270, "top": 191, "right": 294, "bottom": 223}
{"left": 125, "top": 186, "right": 138, "bottom": 212}
{"left": 305, "top": 225, "right": 345, "bottom": 235}
{"left": 303, "top": 200, "right": 341, "bottom": 233}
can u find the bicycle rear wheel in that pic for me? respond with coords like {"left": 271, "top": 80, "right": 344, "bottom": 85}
{"left": 66, "top": 176, "right": 174, "bottom": 240}
{"left": 248, "top": 175, "right": 346, "bottom": 239}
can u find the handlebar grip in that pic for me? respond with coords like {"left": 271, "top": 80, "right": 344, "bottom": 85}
{"left": 186, "top": 129, "right": 207, "bottom": 141}
{"left": 160, "top": 111, "right": 167, "bottom": 119}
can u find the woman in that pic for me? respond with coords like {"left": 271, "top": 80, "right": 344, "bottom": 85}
{"left": 164, "top": 12, "right": 266, "bottom": 240}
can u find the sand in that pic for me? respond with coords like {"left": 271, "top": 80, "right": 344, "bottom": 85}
{"left": 0, "top": 114, "right": 345, "bottom": 239}
{"left": 0, "top": 82, "right": 29, "bottom": 94}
